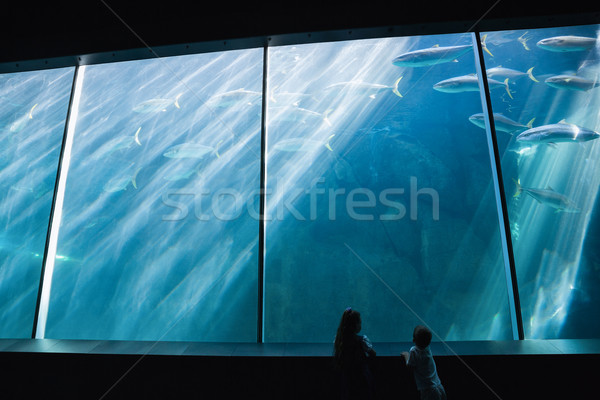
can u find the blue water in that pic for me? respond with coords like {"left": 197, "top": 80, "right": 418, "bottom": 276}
{"left": 0, "top": 67, "right": 74, "bottom": 338}
{"left": 0, "top": 24, "right": 599, "bottom": 342}
{"left": 484, "top": 25, "right": 600, "bottom": 339}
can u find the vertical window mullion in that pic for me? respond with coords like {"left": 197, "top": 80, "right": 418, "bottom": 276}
{"left": 32, "top": 65, "right": 85, "bottom": 339}
{"left": 257, "top": 44, "right": 269, "bottom": 343}
{"left": 472, "top": 32, "right": 524, "bottom": 340}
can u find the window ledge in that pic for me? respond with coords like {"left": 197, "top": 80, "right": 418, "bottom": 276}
{"left": 1, "top": 338, "right": 600, "bottom": 357}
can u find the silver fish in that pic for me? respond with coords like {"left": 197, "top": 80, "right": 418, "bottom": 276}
{"left": 392, "top": 35, "right": 493, "bottom": 67}
{"left": 92, "top": 127, "right": 142, "bottom": 159}
{"left": 536, "top": 36, "right": 597, "bottom": 52}
{"left": 513, "top": 179, "right": 580, "bottom": 213}
{"left": 486, "top": 66, "right": 539, "bottom": 82}
{"left": 103, "top": 168, "right": 141, "bottom": 193}
{"left": 9, "top": 104, "right": 38, "bottom": 133}
{"left": 163, "top": 163, "right": 201, "bottom": 181}
{"left": 392, "top": 44, "right": 473, "bottom": 67}
{"left": 272, "top": 134, "right": 334, "bottom": 152}
{"left": 322, "top": 78, "right": 403, "bottom": 98}
{"left": 516, "top": 122, "right": 600, "bottom": 144}
{"left": 133, "top": 93, "right": 182, "bottom": 113}
{"left": 433, "top": 75, "right": 512, "bottom": 98}
{"left": 205, "top": 89, "right": 262, "bottom": 109}
{"left": 269, "top": 106, "right": 332, "bottom": 126}
{"left": 544, "top": 75, "right": 600, "bottom": 91}
{"left": 163, "top": 142, "right": 220, "bottom": 159}
{"left": 469, "top": 113, "right": 535, "bottom": 134}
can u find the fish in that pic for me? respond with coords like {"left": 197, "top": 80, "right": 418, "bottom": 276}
{"left": 272, "top": 134, "right": 335, "bottom": 152}
{"left": 321, "top": 77, "right": 404, "bottom": 98}
{"left": 486, "top": 66, "right": 539, "bottom": 82}
{"left": 103, "top": 168, "right": 141, "bottom": 192}
{"left": 515, "top": 122, "right": 600, "bottom": 145}
{"left": 162, "top": 163, "right": 201, "bottom": 181}
{"left": 392, "top": 35, "right": 492, "bottom": 68}
{"left": 163, "top": 141, "right": 221, "bottom": 159}
{"left": 536, "top": 35, "right": 598, "bottom": 52}
{"left": 9, "top": 103, "right": 38, "bottom": 133}
{"left": 518, "top": 31, "right": 531, "bottom": 50}
{"left": 92, "top": 127, "right": 142, "bottom": 159}
{"left": 205, "top": 88, "right": 262, "bottom": 108}
{"left": 269, "top": 86, "right": 314, "bottom": 105}
{"left": 544, "top": 75, "right": 600, "bottom": 91}
{"left": 133, "top": 93, "right": 182, "bottom": 113}
{"left": 469, "top": 113, "right": 535, "bottom": 134}
{"left": 268, "top": 106, "right": 332, "bottom": 126}
{"left": 507, "top": 145, "right": 537, "bottom": 158}
{"left": 392, "top": 44, "right": 473, "bottom": 67}
{"left": 513, "top": 179, "right": 580, "bottom": 213}
{"left": 433, "top": 75, "right": 513, "bottom": 98}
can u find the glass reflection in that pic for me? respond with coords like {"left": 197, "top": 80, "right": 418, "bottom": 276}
{"left": 483, "top": 25, "right": 600, "bottom": 338}
{"left": 264, "top": 34, "right": 512, "bottom": 342}
{"left": 0, "top": 67, "right": 74, "bottom": 338}
{"left": 45, "top": 49, "right": 263, "bottom": 341}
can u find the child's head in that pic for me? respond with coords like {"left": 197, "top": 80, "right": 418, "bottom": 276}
{"left": 412, "top": 325, "right": 432, "bottom": 349}
{"left": 339, "top": 307, "right": 362, "bottom": 336}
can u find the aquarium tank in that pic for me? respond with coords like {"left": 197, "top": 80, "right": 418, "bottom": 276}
{"left": 0, "top": 23, "right": 598, "bottom": 343}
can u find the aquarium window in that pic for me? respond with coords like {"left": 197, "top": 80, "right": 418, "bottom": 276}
{"left": 0, "top": 67, "right": 75, "bottom": 338}
{"left": 5, "top": 22, "right": 600, "bottom": 345}
{"left": 263, "top": 34, "right": 514, "bottom": 342}
{"left": 482, "top": 24, "right": 600, "bottom": 339}
{"left": 40, "top": 49, "right": 263, "bottom": 342}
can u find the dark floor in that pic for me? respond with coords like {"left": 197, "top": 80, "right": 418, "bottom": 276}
{"left": 1, "top": 338, "right": 599, "bottom": 399}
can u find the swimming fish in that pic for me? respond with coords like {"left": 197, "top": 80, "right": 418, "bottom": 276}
{"left": 163, "top": 141, "right": 221, "bottom": 159}
{"left": 544, "top": 75, "right": 600, "bottom": 91}
{"left": 486, "top": 66, "right": 539, "bottom": 82}
{"left": 322, "top": 77, "right": 404, "bottom": 98}
{"left": 269, "top": 86, "right": 314, "bottom": 105}
{"left": 536, "top": 36, "right": 598, "bottom": 52}
{"left": 205, "top": 88, "right": 262, "bottom": 109}
{"left": 392, "top": 35, "right": 492, "bottom": 68}
{"left": 133, "top": 93, "right": 182, "bottom": 113}
{"left": 392, "top": 44, "right": 472, "bottom": 67}
{"left": 272, "top": 134, "right": 335, "bottom": 152}
{"left": 469, "top": 113, "right": 535, "bottom": 134}
{"left": 518, "top": 31, "right": 531, "bottom": 50}
{"left": 269, "top": 106, "right": 332, "bottom": 126}
{"left": 93, "top": 127, "right": 142, "bottom": 159}
{"left": 9, "top": 103, "right": 38, "bottom": 133}
{"left": 103, "top": 168, "right": 141, "bottom": 192}
{"left": 513, "top": 179, "right": 580, "bottom": 213}
{"left": 433, "top": 75, "right": 513, "bottom": 98}
{"left": 162, "top": 163, "right": 202, "bottom": 181}
{"left": 515, "top": 122, "right": 600, "bottom": 145}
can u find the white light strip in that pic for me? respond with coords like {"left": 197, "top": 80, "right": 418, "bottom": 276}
{"left": 35, "top": 66, "right": 86, "bottom": 339}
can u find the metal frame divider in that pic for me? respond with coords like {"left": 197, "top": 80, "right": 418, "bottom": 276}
{"left": 257, "top": 44, "right": 269, "bottom": 343}
{"left": 31, "top": 65, "right": 83, "bottom": 339}
{"left": 472, "top": 31, "right": 524, "bottom": 340}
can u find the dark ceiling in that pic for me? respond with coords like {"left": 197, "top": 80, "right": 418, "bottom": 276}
{"left": 3, "top": 1, "right": 600, "bottom": 66}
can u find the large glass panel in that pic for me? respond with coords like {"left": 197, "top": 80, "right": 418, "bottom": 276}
{"left": 483, "top": 25, "right": 600, "bottom": 338}
{"left": 44, "top": 49, "right": 263, "bottom": 341}
{"left": 0, "top": 67, "right": 74, "bottom": 338}
{"left": 264, "top": 34, "right": 513, "bottom": 342}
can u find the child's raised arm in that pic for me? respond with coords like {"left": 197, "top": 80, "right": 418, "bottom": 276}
{"left": 401, "top": 351, "right": 410, "bottom": 364}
